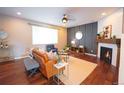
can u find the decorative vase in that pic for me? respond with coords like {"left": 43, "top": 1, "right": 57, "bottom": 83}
{"left": 113, "top": 35, "right": 116, "bottom": 39}
{"left": 56, "top": 54, "right": 62, "bottom": 63}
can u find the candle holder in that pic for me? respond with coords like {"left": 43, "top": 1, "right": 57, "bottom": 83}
{"left": 0, "top": 42, "right": 8, "bottom": 48}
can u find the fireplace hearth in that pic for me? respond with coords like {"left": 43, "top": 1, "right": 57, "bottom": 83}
{"left": 100, "top": 47, "right": 112, "bottom": 64}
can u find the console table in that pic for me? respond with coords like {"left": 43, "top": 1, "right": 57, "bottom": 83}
{"left": 0, "top": 47, "right": 14, "bottom": 62}
{"left": 70, "top": 46, "right": 85, "bottom": 54}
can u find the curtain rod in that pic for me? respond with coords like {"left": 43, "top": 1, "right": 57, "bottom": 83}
{"left": 28, "top": 23, "right": 45, "bottom": 27}
{"left": 28, "top": 23, "right": 60, "bottom": 30}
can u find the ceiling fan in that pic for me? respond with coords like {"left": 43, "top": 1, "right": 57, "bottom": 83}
{"left": 62, "top": 14, "right": 75, "bottom": 23}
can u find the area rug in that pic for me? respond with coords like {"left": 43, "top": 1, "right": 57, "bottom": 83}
{"left": 58, "top": 56, "right": 97, "bottom": 85}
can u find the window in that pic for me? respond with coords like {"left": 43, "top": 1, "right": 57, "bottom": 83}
{"left": 32, "top": 25, "right": 58, "bottom": 44}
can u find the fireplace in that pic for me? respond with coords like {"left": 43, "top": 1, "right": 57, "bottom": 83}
{"left": 97, "top": 39, "right": 120, "bottom": 67}
{"left": 100, "top": 47, "right": 112, "bottom": 64}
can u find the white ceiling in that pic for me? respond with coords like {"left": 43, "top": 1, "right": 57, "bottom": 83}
{"left": 0, "top": 7, "right": 120, "bottom": 27}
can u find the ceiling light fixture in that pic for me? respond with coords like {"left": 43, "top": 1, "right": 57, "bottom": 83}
{"left": 101, "top": 12, "right": 107, "bottom": 16}
{"left": 62, "top": 14, "right": 68, "bottom": 23}
{"left": 16, "top": 12, "right": 22, "bottom": 15}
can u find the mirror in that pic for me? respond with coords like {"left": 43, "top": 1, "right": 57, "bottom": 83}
{"left": 75, "top": 31, "right": 83, "bottom": 40}
{"left": 0, "top": 31, "right": 8, "bottom": 40}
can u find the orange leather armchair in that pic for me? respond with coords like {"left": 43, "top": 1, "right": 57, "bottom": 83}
{"left": 32, "top": 49, "right": 63, "bottom": 79}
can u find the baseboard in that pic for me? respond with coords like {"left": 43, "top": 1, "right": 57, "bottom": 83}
{"left": 118, "top": 83, "right": 124, "bottom": 85}
{"left": 0, "top": 56, "right": 28, "bottom": 63}
{"left": 85, "top": 53, "right": 97, "bottom": 57}
{"left": 14, "top": 56, "right": 28, "bottom": 60}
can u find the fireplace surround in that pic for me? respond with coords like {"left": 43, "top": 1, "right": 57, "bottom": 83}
{"left": 97, "top": 39, "right": 121, "bottom": 68}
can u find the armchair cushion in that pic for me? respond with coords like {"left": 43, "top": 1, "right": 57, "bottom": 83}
{"left": 43, "top": 53, "right": 49, "bottom": 62}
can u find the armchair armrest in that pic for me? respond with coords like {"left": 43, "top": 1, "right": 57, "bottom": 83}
{"left": 45, "top": 60, "right": 65, "bottom": 79}
{"left": 44, "top": 60, "right": 57, "bottom": 78}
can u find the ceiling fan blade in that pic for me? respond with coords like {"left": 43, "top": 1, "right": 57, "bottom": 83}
{"left": 68, "top": 18, "right": 76, "bottom": 21}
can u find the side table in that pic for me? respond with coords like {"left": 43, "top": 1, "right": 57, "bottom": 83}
{"left": 53, "top": 61, "right": 69, "bottom": 85}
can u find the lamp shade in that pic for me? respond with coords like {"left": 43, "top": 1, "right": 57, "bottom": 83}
{"left": 71, "top": 40, "right": 75, "bottom": 44}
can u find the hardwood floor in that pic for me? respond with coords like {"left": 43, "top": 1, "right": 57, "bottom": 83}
{"left": 0, "top": 54, "right": 118, "bottom": 85}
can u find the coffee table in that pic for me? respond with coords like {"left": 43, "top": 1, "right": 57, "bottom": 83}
{"left": 58, "top": 51, "right": 69, "bottom": 62}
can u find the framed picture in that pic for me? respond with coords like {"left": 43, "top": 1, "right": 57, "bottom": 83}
{"left": 103, "top": 25, "right": 112, "bottom": 39}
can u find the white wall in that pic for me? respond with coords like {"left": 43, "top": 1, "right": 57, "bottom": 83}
{"left": 98, "top": 8, "right": 123, "bottom": 38}
{"left": 119, "top": 8, "right": 124, "bottom": 84}
{"left": 119, "top": 34, "right": 124, "bottom": 84}
{"left": 0, "top": 14, "right": 67, "bottom": 58}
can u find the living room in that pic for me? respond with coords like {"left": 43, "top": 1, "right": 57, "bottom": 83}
{"left": 0, "top": 7, "right": 124, "bottom": 86}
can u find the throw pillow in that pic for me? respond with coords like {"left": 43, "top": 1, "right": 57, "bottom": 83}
{"left": 39, "top": 48, "right": 46, "bottom": 54}
{"left": 47, "top": 51, "right": 57, "bottom": 60}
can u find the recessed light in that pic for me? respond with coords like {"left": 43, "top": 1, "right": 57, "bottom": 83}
{"left": 16, "top": 12, "right": 22, "bottom": 15}
{"left": 101, "top": 12, "right": 107, "bottom": 16}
